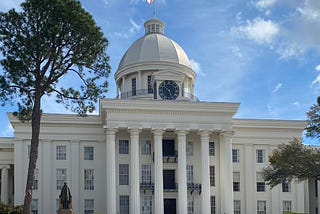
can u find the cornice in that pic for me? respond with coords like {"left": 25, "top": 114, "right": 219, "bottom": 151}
{"left": 232, "top": 118, "right": 307, "bottom": 130}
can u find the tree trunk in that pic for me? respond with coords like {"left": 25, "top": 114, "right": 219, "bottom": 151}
{"left": 22, "top": 90, "right": 42, "bottom": 214}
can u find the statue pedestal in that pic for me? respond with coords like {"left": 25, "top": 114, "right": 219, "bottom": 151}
{"left": 58, "top": 209, "right": 74, "bottom": 214}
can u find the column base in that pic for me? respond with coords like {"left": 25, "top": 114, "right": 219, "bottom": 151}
{"left": 58, "top": 209, "right": 74, "bottom": 214}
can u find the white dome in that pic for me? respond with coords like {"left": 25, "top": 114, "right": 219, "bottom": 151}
{"left": 118, "top": 21, "right": 191, "bottom": 70}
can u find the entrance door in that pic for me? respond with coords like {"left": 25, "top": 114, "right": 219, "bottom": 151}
{"left": 164, "top": 198, "right": 176, "bottom": 214}
{"left": 163, "top": 170, "right": 175, "bottom": 190}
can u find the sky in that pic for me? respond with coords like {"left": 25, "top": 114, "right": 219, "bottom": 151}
{"left": 0, "top": 0, "right": 319, "bottom": 144}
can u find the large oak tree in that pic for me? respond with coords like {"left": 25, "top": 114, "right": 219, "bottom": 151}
{"left": 0, "top": 0, "right": 110, "bottom": 213}
{"left": 306, "top": 96, "right": 320, "bottom": 140}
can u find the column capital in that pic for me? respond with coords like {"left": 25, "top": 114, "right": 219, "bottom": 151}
{"left": 175, "top": 130, "right": 188, "bottom": 136}
{"left": 198, "top": 130, "right": 210, "bottom": 138}
{"left": 128, "top": 128, "right": 142, "bottom": 134}
{"left": 152, "top": 129, "right": 164, "bottom": 136}
{"left": 105, "top": 128, "right": 117, "bottom": 135}
{"left": 220, "top": 130, "right": 234, "bottom": 138}
{"left": 0, "top": 165, "right": 10, "bottom": 170}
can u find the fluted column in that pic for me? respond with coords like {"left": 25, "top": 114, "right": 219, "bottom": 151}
{"left": 130, "top": 129, "right": 141, "bottom": 214}
{"left": 106, "top": 128, "right": 117, "bottom": 214}
{"left": 177, "top": 130, "right": 188, "bottom": 214}
{"left": 1, "top": 165, "right": 10, "bottom": 204}
{"left": 200, "top": 131, "right": 210, "bottom": 214}
{"left": 153, "top": 129, "right": 164, "bottom": 214}
{"left": 220, "top": 131, "right": 233, "bottom": 214}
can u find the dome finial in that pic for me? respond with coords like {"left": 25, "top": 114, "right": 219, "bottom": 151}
{"left": 144, "top": 19, "right": 165, "bottom": 35}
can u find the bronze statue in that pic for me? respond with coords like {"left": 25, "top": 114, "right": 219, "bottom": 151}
{"left": 59, "top": 182, "right": 72, "bottom": 209}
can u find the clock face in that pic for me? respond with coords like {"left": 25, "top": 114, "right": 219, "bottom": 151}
{"left": 158, "top": 80, "right": 179, "bottom": 100}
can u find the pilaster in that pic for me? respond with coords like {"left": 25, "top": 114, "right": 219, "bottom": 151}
{"left": 0, "top": 165, "right": 10, "bottom": 204}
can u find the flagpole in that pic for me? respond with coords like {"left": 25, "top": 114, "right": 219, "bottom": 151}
{"left": 153, "top": 0, "right": 157, "bottom": 19}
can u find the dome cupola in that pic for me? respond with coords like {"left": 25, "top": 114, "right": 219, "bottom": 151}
{"left": 115, "top": 19, "right": 197, "bottom": 101}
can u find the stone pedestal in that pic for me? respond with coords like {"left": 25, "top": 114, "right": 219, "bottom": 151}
{"left": 58, "top": 209, "right": 74, "bottom": 214}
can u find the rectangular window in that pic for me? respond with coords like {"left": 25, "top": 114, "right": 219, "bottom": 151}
{"left": 282, "top": 181, "right": 291, "bottom": 192}
{"left": 232, "top": 149, "right": 240, "bottom": 163}
{"left": 147, "top": 75, "right": 153, "bottom": 94}
{"left": 142, "top": 140, "right": 151, "bottom": 155}
{"left": 56, "top": 168, "right": 66, "bottom": 190}
{"left": 84, "top": 199, "right": 94, "bottom": 214}
{"left": 84, "top": 146, "right": 94, "bottom": 160}
{"left": 211, "top": 196, "right": 216, "bottom": 214}
{"left": 256, "top": 172, "right": 265, "bottom": 192}
{"left": 233, "top": 172, "right": 240, "bottom": 192}
{"left": 257, "top": 201, "right": 266, "bottom": 214}
{"left": 56, "top": 145, "right": 66, "bottom": 160}
{"left": 188, "top": 195, "right": 194, "bottom": 214}
{"left": 209, "top": 142, "right": 215, "bottom": 156}
{"left": 141, "top": 195, "right": 152, "bottom": 214}
{"left": 256, "top": 149, "right": 265, "bottom": 163}
{"left": 186, "top": 141, "right": 193, "bottom": 156}
{"left": 234, "top": 200, "right": 241, "bottom": 214}
{"left": 120, "top": 195, "right": 129, "bottom": 214}
{"left": 31, "top": 199, "right": 38, "bottom": 214}
{"left": 141, "top": 164, "right": 152, "bottom": 184}
{"left": 132, "top": 78, "right": 136, "bottom": 96}
{"left": 33, "top": 168, "right": 38, "bottom": 191}
{"left": 187, "top": 165, "right": 193, "bottom": 184}
{"left": 282, "top": 200, "right": 291, "bottom": 213}
{"left": 84, "top": 169, "right": 94, "bottom": 190}
{"left": 210, "top": 166, "right": 215, "bottom": 186}
{"left": 119, "top": 140, "right": 129, "bottom": 154}
{"left": 119, "top": 164, "right": 129, "bottom": 185}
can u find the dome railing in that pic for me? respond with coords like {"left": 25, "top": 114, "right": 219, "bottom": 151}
{"left": 116, "top": 89, "right": 199, "bottom": 101}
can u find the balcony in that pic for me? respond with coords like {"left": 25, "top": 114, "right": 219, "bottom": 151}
{"left": 188, "top": 183, "right": 202, "bottom": 195}
{"left": 116, "top": 89, "right": 199, "bottom": 101}
{"left": 140, "top": 182, "right": 154, "bottom": 193}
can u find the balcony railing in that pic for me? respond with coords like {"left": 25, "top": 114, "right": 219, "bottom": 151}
{"left": 164, "top": 183, "right": 178, "bottom": 192}
{"left": 140, "top": 182, "right": 154, "bottom": 191}
{"left": 116, "top": 89, "right": 199, "bottom": 101}
{"left": 163, "top": 150, "right": 178, "bottom": 163}
{"left": 188, "top": 183, "right": 202, "bottom": 194}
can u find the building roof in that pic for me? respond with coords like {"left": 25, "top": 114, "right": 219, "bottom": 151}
{"left": 117, "top": 19, "right": 191, "bottom": 71}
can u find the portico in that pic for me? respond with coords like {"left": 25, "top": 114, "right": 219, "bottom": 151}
{"left": 102, "top": 98, "right": 239, "bottom": 214}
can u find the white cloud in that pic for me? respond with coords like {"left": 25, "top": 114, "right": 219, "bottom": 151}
{"left": 0, "top": 123, "right": 14, "bottom": 137}
{"left": 297, "top": 0, "right": 320, "bottom": 21}
{"left": 292, "top": 101, "right": 300, "bottom": 107}
{"left": 255, "top": 0, "right": 277, "bottom": 10}
{"left": 312, "top": 74, "right": 320, "bottom": 86}
{"left": 110, "top": 18, "right": 142, "bottom": 39}
{"left": 232, "top": 18, "right": 280, "bottom": 44}
{"left": 0, "top": 0, "right": 23, "bottom": 12}
{"left": 276, "top": 42, "right": 305, "bottom": 59}
{"left": 316, "top": 64, "right": 320, "bottom": 72}
{"left": 272, "top": 83, "right": 282, "bottom": 93}
{"left": 190, "top": 59, "right": 205, "bottom": 77}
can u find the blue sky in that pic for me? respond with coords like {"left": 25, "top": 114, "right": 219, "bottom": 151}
{"left": 0, "top": 0, "right": 319, "bottom": 144}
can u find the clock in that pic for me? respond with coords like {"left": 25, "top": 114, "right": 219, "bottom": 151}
{"left": 158, "top": 80, "right": 179, "bottom": 100}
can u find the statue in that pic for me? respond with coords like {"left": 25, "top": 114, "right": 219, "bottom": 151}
{"left": 58, "top": 182, "right": 73, "bottom": 214}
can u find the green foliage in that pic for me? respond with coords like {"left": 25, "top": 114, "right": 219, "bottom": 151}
{"left": 263, "top": 138, "right": 320, "bottom": 188}
{"left": 0, "top": 203, "right": 23, "bottom": 214}
{"left": 0, "top": 0, "right": 110, "bottom": 118}
{"left": 306, "top": 96, "right": 320, "bottom": 141}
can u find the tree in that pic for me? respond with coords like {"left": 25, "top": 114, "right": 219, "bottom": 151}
{"left": 306, "top": 96, "right": 320, "bottom": 140}
{"left": 263, "top": 138, "right": 320, "bottom": 188}
{"left": 0, "top": 0, "right": 110, "bottom": 213}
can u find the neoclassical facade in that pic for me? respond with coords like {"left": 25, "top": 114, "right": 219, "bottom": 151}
{"left": 0, "top": 18, "right": 317, "bottom": 214}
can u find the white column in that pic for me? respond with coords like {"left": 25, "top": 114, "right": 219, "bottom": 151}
{"left": 14, "top": 141, "right": 24, "bottom": 205}
{"left": 138, "top": 71, "right": 142, "bottom": 91}
{"left": 71, "top": 140, "right": 80, "bottom": 212}
{"left": 244, "top": 144, "right": 254, "bottom": 214}
{"left": 220, "top": 132, "right": 233, "bottom": 214}
{"left": 177, "top": 130, "right": 188, "bottom": 214}
{"left": 153, "top": 129, "right": 164, "bottom": 214}
{"left": 42, "top": 140, "right": 52, "bottom": 212}
{"left": 130, "top": 129, "right": 141, "bottom": 214}
{"left": 200, "top": 131, "right": 210, "bottom": 214}
{"left": 106, "top": 128, "right": 117, "bottom": 214}
{"left": 1, "top": 165, "right": 10, "bottom": 204}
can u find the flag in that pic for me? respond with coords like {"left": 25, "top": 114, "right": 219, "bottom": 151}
{"left": 147, "top": 0, "right": 153, "bottom": 4}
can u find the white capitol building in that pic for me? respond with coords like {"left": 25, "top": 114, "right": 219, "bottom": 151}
{"left": 0, "top": 18, "right": 319, "bottom": 214}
